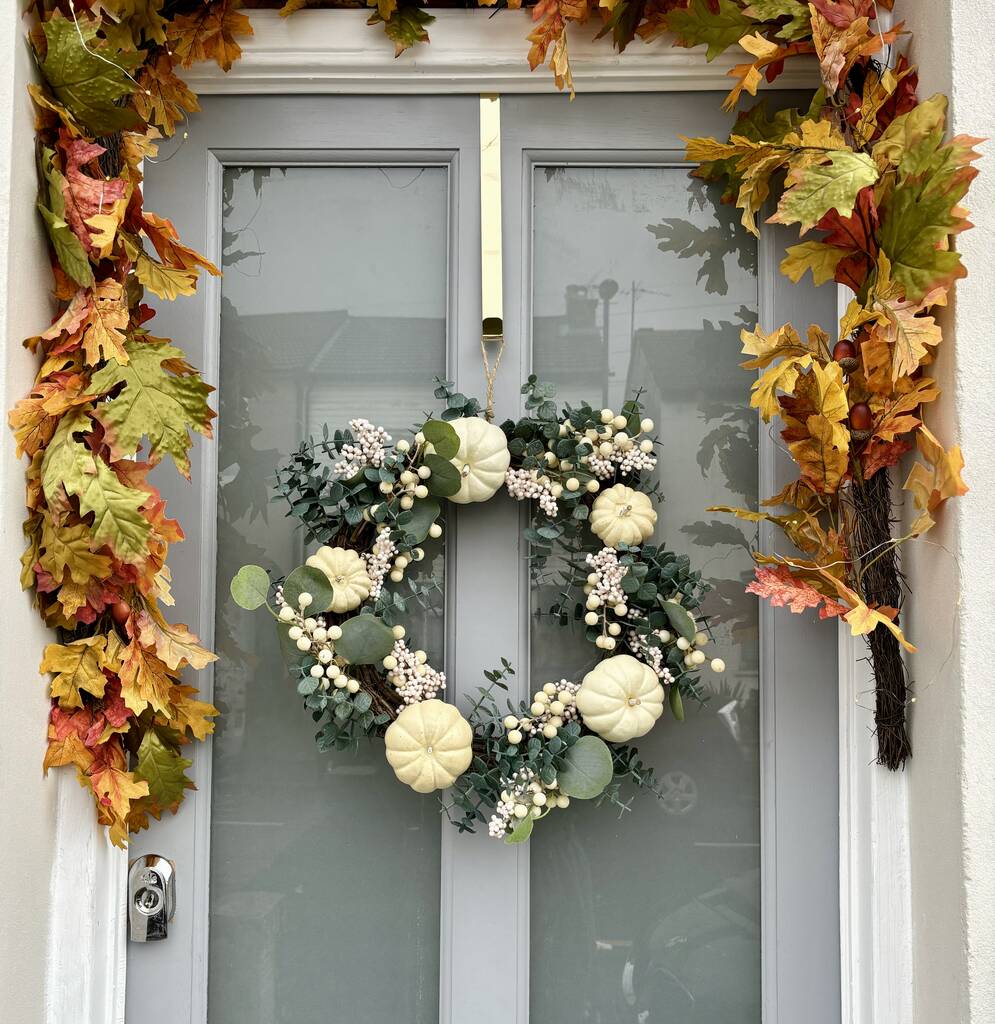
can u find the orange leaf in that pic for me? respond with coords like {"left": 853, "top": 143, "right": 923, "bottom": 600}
{"left": 167, "top": 0, "right": 254, "bottom": 73}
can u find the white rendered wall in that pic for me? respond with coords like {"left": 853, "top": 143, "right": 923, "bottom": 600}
{"left": 0, "top": 6, "right": 59, "bottom": 1023}
{"left": 900, "top": 1, "right": 995, "bottom": 1022}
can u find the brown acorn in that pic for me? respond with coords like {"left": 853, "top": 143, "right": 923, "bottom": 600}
{"left": 110, "top": 600, "right": 131, "bottom": 626}
{"left": 832, "top": 338, "right": 859, "bottom": 374}
{"left": 848, "top": 401, "right": 874, "bottom": 442}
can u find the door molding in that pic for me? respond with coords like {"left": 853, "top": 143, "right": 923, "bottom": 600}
{"left": 48, "top": 21, "right": 912, "bottom": 1024}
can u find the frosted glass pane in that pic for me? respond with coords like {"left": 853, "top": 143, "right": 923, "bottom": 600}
{"left": 210, "top": 165, "right": 447, "bottom": 1024}
{"left": 529, "top": 167, "right": 761, "bottom": 1024}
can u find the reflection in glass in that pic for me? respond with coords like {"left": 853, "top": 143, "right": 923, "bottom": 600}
{"left": 209, "top": 166, "right": 447, "bottom": 1023}
{"left": 530, "top": 167, "right": 761, "bottom": 1024}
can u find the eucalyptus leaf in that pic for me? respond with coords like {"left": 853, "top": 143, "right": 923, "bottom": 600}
{"left": 230, "top": 564, "right": 270, "bottom": 610}
{"left": 659, "top": 598, "right": 697, "bottom": 641}
{"left": 277, "top": 619, "right": 306, "bottom": 667}
{"left": 421, "top": 419, "right": 460, "bottom": 460}
{"left": 669, "top": 685, "right": 685, "bottom": 721}
{"left": 284, "top": 565, "right": 334, "bottom": 614}
{"left": 336, "top": 614, "right": 395, "bottom": 665}
{"left": 505, "top": 813, "right": 535, "bottom": 844}
{"left": 557, "top": 735, "right": 614, "bottom": 799}
{"left": 402, "top": 496, "right": 441, "bottom": 543}
{"left": 423, "top": 454, "right": 461, "bottom": 498}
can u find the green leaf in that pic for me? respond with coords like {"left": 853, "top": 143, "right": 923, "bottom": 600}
{"left": 277, "top": 620, "right": 306, "bottom": 667}
{"left": 230, "top": 565, "right": 270, "bottom": 610}
{"left": 89, "top": 338, "right": 214, "bottom": 478}
{"left": 401, "top": 497, "right": 441, "bottom": 543}
{"left": 37, "top": 13, "right": 141, "bottom": 134}
{"left": 37, "top": 148, "right": 93, "bottom": 287}
{"left": 283, "top": 565, "right": 334, "bottom": 614}
{"left": 367, "top": 4, "right": 434, "bottom": 57}
{"left": 659, "top": 598, "right": 697, "bottom": 642}
{"left": 505, "top": 813, "right": 535, "bottom": 845}
{"left": 557, "top": 735, "right": 614, "bottom": 800}
{"left": 336, "top": 614, "right": 395, "bottom": 665}
{"left": 669, "top": 686, "right": 685, "bottom": 721}
{"left": 668, "top": 0, "right": 753, "bottom": 61}
{"left": 41, "top": 409, "right": 151, "bottom": 562}
{"left": 134, "top": 730, "right": 192, "bottom": 809}
{"left": 772, "top": 152, "right": 879, "bottom": 233}
{"left": 421, "top": 419, "right": 460, "bottom": 460}
{"left": 423, "top": 454, "right": 461, "bottom": 498}
{"left": 743, "top": 0, "right": 811, "bottom": 40}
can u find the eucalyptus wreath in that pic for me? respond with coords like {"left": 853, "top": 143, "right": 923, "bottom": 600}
{"left": 231, "top": 379, "right": 726, "bottom": 842}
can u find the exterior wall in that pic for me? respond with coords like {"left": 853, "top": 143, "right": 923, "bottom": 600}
{"left": 0, "top": 7, "right": 59, "bottom": 1023}
{"left": 901, "top": 1, "right": 995, "bottom": 1022}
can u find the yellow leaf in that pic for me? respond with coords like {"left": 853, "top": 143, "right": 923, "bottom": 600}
{"left": 781, "top": 240, "right": 852, "bottom": 285}
{"left": 135, "top": 252, "right": 198, "bottom": 300}
{"left": 789, "top": 412, "right": 850, "bottom": 493}
{"left": 120, "top": 639, "right": 177, "bottom": 715}
{"left": 44, "top": 728, "right": 94, "bottom": 774}
{"left": 40, "top": 635, "right": 108, "bottom": 708}
{"left": 751, "top": 354, "right": 812, "bottom": 420}
{"left": 872, "top": 94, "right": 948, "bottom": 169}
{"left": 136, "top": 607, "right": 216, "bottom": 672}
{"left": 903, "top": 425, "right": 968, "bottom": 535}
{"left": 168, "top": 685, "right": 219, "bottom": 741}
{"left": 39, "top": 517, "right": 112, "bottom": 585}
{"left": 90, "top": 765, "right": 149, "bottom": 847}
{"left": 814, "top": 570, "right": 916, "bottom": 652}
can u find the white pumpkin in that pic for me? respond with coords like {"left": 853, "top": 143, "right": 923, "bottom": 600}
{"left": 305, "top": 545, "right": 372, "bottom": 613}
{"left": 384, "top": 699, "right": 473, "bottom": 793}
{"left": 575, "top": 654, "right": 664, "bottom": 743}
{"left": 444, "top": 417, "right": 511, "bottom": 504}
{"left": 589, "top": 484, "right": 657, "bottom": 547}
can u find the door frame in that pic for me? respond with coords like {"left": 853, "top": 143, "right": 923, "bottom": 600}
{"left": 46, "top": 12, "right": 912, "bottom": 1024}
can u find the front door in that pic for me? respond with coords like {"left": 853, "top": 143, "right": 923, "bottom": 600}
{"left": 127, "top": 93, "right": 840, "bottom": 1024}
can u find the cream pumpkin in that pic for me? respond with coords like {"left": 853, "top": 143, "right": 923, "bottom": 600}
{"left": 575, "top": 654, "right": 664, "bottom": 743}
{"left": 384, "top": 699, "right": 473, "bottom": 793}
{"left": 589, "top": 484, "right": 657, "bottom": 547}
{"left": 305, "top": 545, "right": 372, "bottom": 613}
{"left": 444, "top": 417, "right": 511, "bottom": 504}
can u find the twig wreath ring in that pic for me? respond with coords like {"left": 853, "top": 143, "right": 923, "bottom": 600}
{"left": 230, "top": 377, "right": 725, "bottom": 843}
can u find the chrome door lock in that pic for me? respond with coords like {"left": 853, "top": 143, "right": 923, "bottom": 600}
{"left": 128, "top": 855, "right": 176, "bottom": 942}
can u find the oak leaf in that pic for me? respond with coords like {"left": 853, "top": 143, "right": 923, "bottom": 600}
{"left": 120, "top": 638, "right": 176, "bottom": 715}
{"left": 780, "top": 240, "right": 852, "bottom": 285}
{"left": 746, "top": 565, "right": 845, "bottom": 618}
{"left": 135, "top": 608, "right": 216, "bottom": 672}
{"left": 751, "top": 353, "right": 812, "bottom": 420}
{"left": 668, "top": 0, "right": 753, "bottom": 60}
{"left": 168, "top": 685, "right": 219, "bottom": 742}
{"left": 58, "top": 139, "right": 128, "bottom": 254}
{"left": 134, "top": 54, "right": 201, "bottom": 137}
{"left": 90, "top": 765, "right": 149, "bottom": 847}
{"left": 167, "top": 0, "right": 254, "bottom": 73}
{"left": 38, "top": 517, "right": 113, "bottom": 585}
{"left": 41, "top": 635, "right": 108, "bottom": 708}
{"left": 903, "top": 425, "right": 968, "bottom": 535}
{"left": 771, "top": 150, "right": 879, "bottom": 233}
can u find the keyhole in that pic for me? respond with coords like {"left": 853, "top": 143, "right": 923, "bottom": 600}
{"left": 135, "top": 886, "right": 164, "bottom": 916}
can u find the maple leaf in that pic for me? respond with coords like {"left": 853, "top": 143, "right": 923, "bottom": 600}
{"left": 903, "top": 425, "right": 968, "bottom": 535}
{"left": 57, "top": 138, "right": 128, "bottom": 255}
{"left": 814, "top": 185, "right": 879, "bottom": 291}
{"left": 41, "top": 408, "right": 152, "bottom": 562}
{"left": 167, "top": 0, "right": 254, "bottom": 73}
{"left": 168, "top": 685, "right": 219, "bottom": 742}
{"left": 771, "top": 150, "right": 879, "bottom": 233}
{"left": 134, "top": 54, "right": 201, "bottom": 137}
{"left": 38, "top": 516, "right": 113, "bottom": 585}
{"left": 134, "top": 730, "right": 194, "bottom": 811}
{"left": 89, "top": 337, "right": 214, "bottom": 477}
{"left": 135, "top": 607, "right": 216, "bottom": 672}
{"left": 120, "top": 638, "right": 177, "bottom": 715}
{"left": 668, "top": 0, "right": 753, "bottom": 61}
{"left": 37, "top": 13, "right": 141, "bottom": 135}
{"left": 41, "top": 635, "right": 108, "bottom": 708}
{"left": 746, "top": 565, "right": 844, "bottom": 616}
{"left": 368, "top": 4, "right": 435, "bottom": 58}
{"left": 37, "top": 147, "right": 94, "bottom": 288}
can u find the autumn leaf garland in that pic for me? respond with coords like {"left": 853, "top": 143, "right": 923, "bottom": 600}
{"left": 13, "top": 0, "right": 977, "bottom": 845}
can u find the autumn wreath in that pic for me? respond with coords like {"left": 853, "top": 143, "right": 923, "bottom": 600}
{"left": 230, "top": 379, "right": 726, "bottom": 842}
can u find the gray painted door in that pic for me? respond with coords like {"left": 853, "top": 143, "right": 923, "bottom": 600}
{"left": 127, "top": 93, "right": 839, "bottom": 1024}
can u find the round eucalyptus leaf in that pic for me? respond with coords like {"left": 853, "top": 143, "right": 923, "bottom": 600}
{"left": 230, "top": 564, "right": 270, "bottom": 610}
{"left": 505, "top": 813, "right": 534, "bottom": 845}
{"left": 401, "top": 496, "right": 441, "bottom": 543}
{"left": 658, "top": 598, "right": 696, "bottom": 642}
{"left": 336, "top": 613, "right": 395, "bottom": 665}
{"left": 283, "top": 565, "right": 334, "bottom": 614}
{"left": 557, "top": 735, "right": 614, "bottom": 799}
{"left": 276, "top": 619, "right": 306, "bottom": 667}
{"left": 421, "top": 419, "right": 460, "bottom": 460}
{"left": 423, "top": 454, "right": 462, "bottom": 498}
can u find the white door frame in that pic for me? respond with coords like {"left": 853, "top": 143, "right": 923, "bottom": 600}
{"left": 45, "top": 11, "right": 912, "bottom": 1024}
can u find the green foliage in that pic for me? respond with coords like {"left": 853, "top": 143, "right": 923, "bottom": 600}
{"left": 421, "top": 419, "right": 460, "bottom": 460}
{"left": 667, "top": 0, "right": 753, "bottom": 60}
{"left": 557, "top": 735, "right": 614, "bottom": 799}
{"left": 283, "top": 565, "right": 334, "bottom": 614}
{"left": 336, "top": 614, "right": 395, "bottom": 665}
{"left": 230, "top": 565, "right": 270, "bottom": 611}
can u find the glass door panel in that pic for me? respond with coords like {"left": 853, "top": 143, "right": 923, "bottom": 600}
{"left": 529, "top": 165, "right": 761, "bottom": 1024}
{"left": 210, "top": 164, "right": 448, "bottom": 1024}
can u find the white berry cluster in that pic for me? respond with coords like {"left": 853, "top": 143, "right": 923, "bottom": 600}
{"left": 364, "top": 533, "right": 398, "bottom": 599}
{"left": 502, "top": 680, "right": 580, "bottom": 744}
{"left": 505, "top": 468, "right": 559, "bottom": 518}
{"left": 382, "top": 635, "right": 446, "bottom": 705}
{"left": 581, "top": 547, "right": 633, "bottom": 651}
{"left": 561, "top": 409, "right": 658, "bottom": 481}
{"left": 333, "top": 418, "right": 393, "bottom": 477}
{"left": 628, "top": 623, "right": 726, "bottom": 678}
{"left": 487, "top": 767, "right": 570, "bottom": 838}
{"left": 275, "top": 588, "right": 365, "bottom": 693}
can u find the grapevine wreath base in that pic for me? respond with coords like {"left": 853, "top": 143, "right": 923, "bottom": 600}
{"left": 231, "top": 380, "right": 726, "bottom": 842}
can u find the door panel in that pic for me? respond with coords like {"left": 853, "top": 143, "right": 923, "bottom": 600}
{"left": 208, "top": 163, "right": 448, "bottom": 1023}
{"left": 130, "top": 93, "right": 840, "bottom": 1024}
